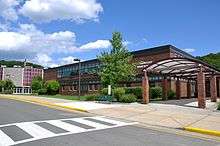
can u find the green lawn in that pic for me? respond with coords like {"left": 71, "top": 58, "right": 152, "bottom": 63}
{"left": 35, "top": 94, "right": 95, "bottom": 101}
{"left": 36, "top": 94, "right": 81, "bottom": 101}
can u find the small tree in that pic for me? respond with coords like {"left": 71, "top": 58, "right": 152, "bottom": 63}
{"left": 0, "top": 80, "right": 5, "bottom": 92}
{"left": 46, "top": 80, "right": 60, "bottom": 95}
{"left": 98, "top": 32, "right": 136, "bottom": 87}
{"left": 4, "top": 79, "right": 15, "bottom": 91}
{"left": 31, "top": 76, "right": 43, "bottom": 93}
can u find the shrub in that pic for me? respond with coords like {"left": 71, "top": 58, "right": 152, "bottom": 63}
{"left": 218, "top": 102, "right": 220, "bottom": 110}
{"left": 167, "top": 90, "right": 176, "bottom": 99}
{"left": 3, "top": 89, "right": 13, "bottom": 94}
{"left": 119, "top": 94, "right": 137, "bottom": 103}
{"left": 46, "top": 80, "right": 60, "bottom": 95}
{"left": 83, "top": 94, "right": 99, "bottom": 101}
{"left": 4, "top": 79, "right": 15, "bottom": 90}
{"left": 0, "top": 80, "right": 5, "bottom": 92}
{"left": 124, "top": 87, "right": 142, "bottom": 99}
{"left": 38, "top": 88, "right": 47, "bottom": 95}
{"left": 31, "top": 76, "right": 43, "bottom": 93}
{"left": 101, "top": 88, "right": 108, "bottom": 95}
{"left": 150, "top": 86, "right": 162, "bottom": 99}
{"left": 113, "top": 87, "right": 125, "bottom": 101}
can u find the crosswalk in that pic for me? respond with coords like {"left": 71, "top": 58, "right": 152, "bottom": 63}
{"left": 0, "top": 116, "right": 136, "bottom": 146}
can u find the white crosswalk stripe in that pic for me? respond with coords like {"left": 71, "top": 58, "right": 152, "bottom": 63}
{"left": 0, "top": 129, "right": 14, "bottom": 146}
{"left": 46, "top": 120, "right": 86, "bottom": 133}
{"left": 72, "top": 118, "right": 110, "bottom": 129}
{"left": 0, "top": 116, "right": 137, "bottom": 146}
{"left": 16, "top": 122, "right": 56, "bottom": 138}
{"left": 89, "top": 117, "right": 127, "bottom": 126}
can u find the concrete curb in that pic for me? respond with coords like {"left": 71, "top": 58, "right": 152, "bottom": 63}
{"left": 0, "top": 95, "right": 88, "bottom": 113}
{"left": 184, "top": 127, "right": 220, "bottom": 137}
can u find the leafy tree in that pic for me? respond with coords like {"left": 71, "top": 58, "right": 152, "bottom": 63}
{"left": 0, "top": 60, "right": 43, "bottom": 68}
{"left": 4, "top": 79, "right": 15, "bottom": 90}
{"left": 98, "top": 32, "right": 136, "bottom": 87}
{"left": 31, "top": 76, "right": 43, "bottom": 93}
{"left": 197, "top": 52, "right": 220, "bottom": 70}
{"left": 0, "top": 80, "right": 5, "bottom": 92}
{"left": 45, "top": 80, "right": 60, "bottom": 95}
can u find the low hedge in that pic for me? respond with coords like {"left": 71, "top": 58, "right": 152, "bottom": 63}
{"left": 38, "top": 88, "right": 47, "bottom": 95}
{"left": 167, "top": 90, "right": 176, "bottom": 99}
{"left": 150, "top": 86, "right": 162, "bottom": 99}
{"left": 83, "top": 94, "right": 99, "bottom": 101}
{"left": 124, "top": 87, "right": 142, "bottom": 99}
{"left": 2, "top": 89, "right": 13, "bottom": 94}
{"left": 112, "top": 88, "right": 125, "bottom": 101}
{"left": 101, "top": 88, "right": 108, "bottom": 95}
{"left": 119, "top": 94, "right": 137, "bottom": 103}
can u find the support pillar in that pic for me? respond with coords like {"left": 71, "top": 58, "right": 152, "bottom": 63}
{"left": 197, "top": 68, "right": 206, "bottom": 108}
{"left": 210, "top": 75, "right": 217, "bottom": 102}
{"left": 142, "top": 70, "right": 149, "bottom": 104}
{"left": 187, "top": 80, "right": 191, "bottom": 98}
{"left": 162, "top": 77, "right": 168, "bottom": 100}
{"left": 176, "top": 78, "right": 181, "bottom": 99}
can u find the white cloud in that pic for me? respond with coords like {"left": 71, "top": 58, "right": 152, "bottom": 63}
{"left": 80, "top": 40, "right": 111, "bottom": 50}
{"left": 0, "top": 0, "right": 19, "bottom": 21}
{"left": 0, "top": 32, "right": 30, "bottom": 50}
{"left": 183, "top": 48, "right": 195, "bottom": 53}
{"left": 60, "top": 56, "right": 77, "bottom": 65}
{"left": 0, "top": 23, "right": 109, "bottom": 67}
{"left": 34, "top": 53, "right": 53, "bottom": 67}
{"left": 20, "top": 0, "right": 103, "bottom": 23}
{"left": 0, "top": 24, "right": 76, "bottom": 54}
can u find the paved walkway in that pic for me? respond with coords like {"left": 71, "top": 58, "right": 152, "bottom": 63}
{"left": 90, "top": 102, "right": 220, "bottom": 128}
{"left": 0, "top": 94, "right": 220, "bottom": 137}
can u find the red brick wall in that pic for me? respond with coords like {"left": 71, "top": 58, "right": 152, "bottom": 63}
{"left": 44, "top": 68, "right": 57, "bottom": 81}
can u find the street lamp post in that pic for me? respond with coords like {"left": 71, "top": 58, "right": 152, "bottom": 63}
{"left": 74, "top": 58, "right": 81, "bottom": 98}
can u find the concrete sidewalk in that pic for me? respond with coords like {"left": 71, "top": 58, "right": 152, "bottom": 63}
{"left": 0, "top": 94, "right": 220, "bottom": 138}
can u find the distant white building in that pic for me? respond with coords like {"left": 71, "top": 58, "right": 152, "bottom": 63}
{"left": 0, "top": 66, "right": 43, "bottom": 94}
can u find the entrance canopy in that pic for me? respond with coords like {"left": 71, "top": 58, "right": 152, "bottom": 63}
{"left": 144, "top": 57, "right": 220, "bottom": 79}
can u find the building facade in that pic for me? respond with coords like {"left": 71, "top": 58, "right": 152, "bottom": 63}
{"left": 44, "top": 45, "right": 210, "bottom": 98}
{"left": 0, "top": 66, "right": 43, "bottom": 94}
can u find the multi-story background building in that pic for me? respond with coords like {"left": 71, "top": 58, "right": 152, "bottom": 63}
{"left": 0, "top": 66, "right": 43, "bottom": 94}
{"left": 45, "top": 45, "right": 216, "bottom": 98}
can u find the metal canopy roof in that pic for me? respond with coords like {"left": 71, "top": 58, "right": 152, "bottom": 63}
{"left": 144, "top": 57, "right": 220, "bottom": 79}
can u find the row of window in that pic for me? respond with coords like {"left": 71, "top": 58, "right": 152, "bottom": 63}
{"left": 61, "top": 84, "right": 99, "bottom": 92}
{"left": 57, "top": 62, "right": 100, "bottom": 78}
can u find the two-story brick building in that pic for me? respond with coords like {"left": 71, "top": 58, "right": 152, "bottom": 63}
{"left": 44, "top": 45, "right": 220, "bottom": 101}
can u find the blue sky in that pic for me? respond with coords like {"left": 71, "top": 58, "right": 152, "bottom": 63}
{"left": 0, "top": 0, "right": 219, "bottom": 67}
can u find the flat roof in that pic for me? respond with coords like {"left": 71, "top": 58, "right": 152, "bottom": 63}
{"left": 45, "top": 44, "right": 198, "bottom": 70}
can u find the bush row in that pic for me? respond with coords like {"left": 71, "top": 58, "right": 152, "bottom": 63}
{"left": 101, "top": 86, "right": 176, "bottom": 102}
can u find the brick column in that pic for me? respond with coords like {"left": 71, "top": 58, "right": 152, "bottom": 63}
{"left": 197, "top": 68, "right": 206, "bottom": 108}
{"left": 162, "top": 77, "right": 168, "bottom": 100}
{"left": 210, "top": 75, "right": 217, "bottom": 102}
{"left": 142, "top": 71, "right": 149, "bottom": 104}
{"left": 187, "top": 80, "right": 191, "bottom": 98}
{"left": 176, "top": 78, "right": 181, "bottom": 99}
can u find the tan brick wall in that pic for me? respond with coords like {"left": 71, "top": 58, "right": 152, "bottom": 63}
{"left": 180, "top": 81, "right": 187, "bottom": 97}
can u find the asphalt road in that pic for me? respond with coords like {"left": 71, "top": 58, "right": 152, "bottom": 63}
{"left": 0, "top": 98, "right": 219, "bottom": 146}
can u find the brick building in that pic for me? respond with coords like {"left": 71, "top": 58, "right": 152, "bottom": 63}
{"left": 0, "top": 66, "right": 43, "bottom": 94}
{"left": 44, "top": 45, "right": 220, "bottom": 101}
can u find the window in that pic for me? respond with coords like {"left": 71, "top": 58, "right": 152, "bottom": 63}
{"left": 94, "top": 84, "right": 98, "bottom": 91}
{"left": 88, "top": 84, "right": 93, "bottom": 91}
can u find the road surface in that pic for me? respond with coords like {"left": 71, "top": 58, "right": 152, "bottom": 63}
{"left": 0, "top": 98, "right": 219, "bottom": 146}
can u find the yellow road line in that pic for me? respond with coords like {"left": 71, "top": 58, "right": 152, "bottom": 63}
{"left": 0, "top": 95, "right": 88, "bottom": 113}
{"left": 184, "top": 127, "right": 220, "bottom": 137}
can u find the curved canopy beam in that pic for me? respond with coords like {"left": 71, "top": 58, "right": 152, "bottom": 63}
{"left": 143, "top": 57, "right": 220, "bottom": 78}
